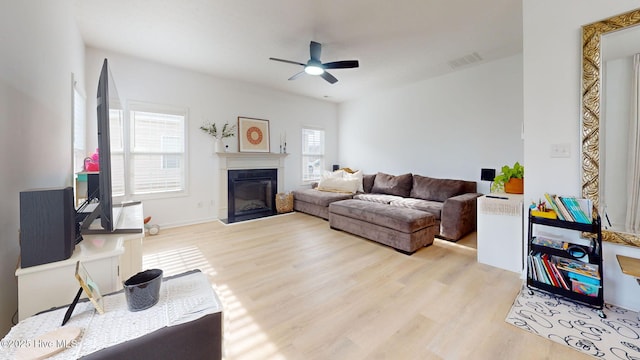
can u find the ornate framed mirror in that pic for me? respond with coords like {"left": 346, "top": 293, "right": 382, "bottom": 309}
{"left": 582, "top": 8, "right": 640, "bottom": 247}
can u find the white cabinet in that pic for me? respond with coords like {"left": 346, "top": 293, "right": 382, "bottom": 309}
{"left": 477, "top": 194, "right": 524, "bottom": 274}
{"left": 15, "top": 238, "right": 124, "bottom": 321}
{"left": 82, "top": 203, "right": 145, "bottom": 282}
{"left": 15, "top": 203, "right": 145, "bottom": 321}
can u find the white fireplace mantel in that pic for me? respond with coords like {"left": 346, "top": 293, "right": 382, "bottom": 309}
{"left": 216, "top": 152, "right": 288, "bottom": 220}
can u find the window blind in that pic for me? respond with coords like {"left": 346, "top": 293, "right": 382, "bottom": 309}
{"left": 302, "top": 128, "right": 324, "bottom": 181}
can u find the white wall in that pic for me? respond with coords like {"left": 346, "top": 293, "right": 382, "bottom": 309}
{"left": 524, "top": 0, "right": 640, "bottom": 310}
{"left": 85, "top": 48, "right": 338, "bottom": 227}
{"left": 338, "top": 54, "right": 524, "bottom": 195}
{"left": 0, "top": 1, "right": 85, "bottom": 336}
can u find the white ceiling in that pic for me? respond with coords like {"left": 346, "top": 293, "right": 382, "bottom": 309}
{"left": 72, "top": 0, "right": 522, "bottom": 103}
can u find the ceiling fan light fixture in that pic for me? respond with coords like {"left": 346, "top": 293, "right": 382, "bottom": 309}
{"left": 270, "top": 41, "right": 358, "bottom": 83}
{"left": 304, "top": 65, "right": 324, "bottom": 75}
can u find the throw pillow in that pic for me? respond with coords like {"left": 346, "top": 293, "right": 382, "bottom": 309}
{"left": 371, "top": 172, "right": 413, "bottom": 197}
{"left": 344, "top": 170, "right": 364, "bottom": 193}
{"left": 410, "top": 174, "right": 466, "bottom": 202}
{"left": 322, "top": 169, "right": 345, "bottom": 179}
{"left": 317, "top": 177, "right": 360, "bottom": 194}
{"left": 362, "top": 174, "right": 376, "bottom": 193}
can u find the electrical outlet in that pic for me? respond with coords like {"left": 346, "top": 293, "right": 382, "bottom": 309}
{"left": 550, "top": 143, "right": 571, "bottom": 158}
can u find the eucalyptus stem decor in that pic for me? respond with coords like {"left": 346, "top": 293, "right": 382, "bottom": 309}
{"left": 200, "top": 122, "right": 236, "bottom": 139}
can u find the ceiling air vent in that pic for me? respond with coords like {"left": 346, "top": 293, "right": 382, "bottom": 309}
{"left": 447, "top": 52, "right": 483, "bottom": 70}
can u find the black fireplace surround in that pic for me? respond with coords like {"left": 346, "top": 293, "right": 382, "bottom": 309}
{"left": 227, "top": 168, "right": 277, "bottom": 223}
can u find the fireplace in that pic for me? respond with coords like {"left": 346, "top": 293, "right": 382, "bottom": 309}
{"left": 215, "top": 152, "right": 287, "bottom": 222}
{"left": 227, "top": 168, "right": 277, "bottom": 223}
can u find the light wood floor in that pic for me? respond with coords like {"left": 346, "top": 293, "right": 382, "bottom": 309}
{"left": 142, "top": 212, "right": 590, "bottom": 360}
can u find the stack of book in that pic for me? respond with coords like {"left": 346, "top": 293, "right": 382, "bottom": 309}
{"left": 541, "top": 193, "right": 592, "bottom": 224}
{"left": 528, "top": 252, "right": 570, "bottom": 289}
{"left": 555, "top": 257, "right": 601, "bottom": 296}
{"left": 527, "top": 252, "right": 601, "bottom": 296}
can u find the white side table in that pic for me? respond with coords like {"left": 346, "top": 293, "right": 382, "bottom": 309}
{"left": 15, "top": 238, "right": 124, "bottom": 321}
{"left": 477, "top": 194, "right": 524, "bottom": 274}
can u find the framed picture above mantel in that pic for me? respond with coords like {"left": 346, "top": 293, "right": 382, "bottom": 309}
{"left": 238, "top": 117, "right": 270, "bottom": 153}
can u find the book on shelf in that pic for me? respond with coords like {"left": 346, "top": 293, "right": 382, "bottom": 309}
{"left": 530, "top": 255, "right": 541, "bottom": 282}
{"left": 528, "top": 253, "right": 569, "bottom": 289}
{"left": 576, "top": 198, "right": 593, "bottom": 220}
{"left": 540, "top": 254, "right": 560, "bottom": 287}
{"left": 527, "top": 256, "right": 536, "bottom": 281}
{"left": 544, "top": 193, "right": 565, "bottom": 221}
{"left": 553, "top": 195, "right": 574, "bottom": 221}
{"left": 541, "top": 193, "right": 593, "bottom": 224}
{"left": 571, "top": 279, "right": 600, "bottom": 297}
{"left": 559, "top": 196, "right": 591, "bottom": 224}
{"left": 567, "top": 271, "right": 600, "bottom": 286}
{"left": 530, "top": 254, "right": 549, "bottom": 284}
{"left": 551, "top": 260, "right": 570, "bottom": 289}
{"left": 537, "top": 256, "right": 551, "bottom": 284}
{"left": 553, "top": 256, "right": 600, "bottom": 280}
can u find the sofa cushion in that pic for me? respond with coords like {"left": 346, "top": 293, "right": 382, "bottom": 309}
{"left": 292, "top": 188, "right": 353, "bottom": 207}
{"left": 321, "top": 169, "right": 345, "bottom": 180}
{"left": 329, "top": 199, "right": 435, "bottom": 234}
{"left": 344, "top": 170, "right": 364, "bottom": 193}
{"left": 317, "top": 176, "right": 360, "bottom": 194}
{"left": 371, "top": 172, "right": 413, "bottom": 197}
{"left": 353, "top": 193, "right": 404, "bottom": 204}
{"left": 410, "top": 174, "right": 467, "bottom": 202}
{"left": 390, "top": 198, "right": 443, "bottom": 220}
{"left": 362, "top": 174, "right": 376, "bottom": 193}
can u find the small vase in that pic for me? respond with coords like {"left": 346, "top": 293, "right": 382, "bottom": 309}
{"left": 504, "top": 178, "right": 524, "bottom": 194}
{"left": 214, "top": 139, "right": 225, "bottom": 153}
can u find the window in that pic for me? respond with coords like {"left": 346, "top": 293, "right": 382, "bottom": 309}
{"left": 72, "top": 79, "right": 86, "bottom": 173}
{"left": 160, "top": 135, "right": 181, "bottom": 169}
{"left": 129, "top": 108, "right": 186, "bottom": 195}
{"left": 113, "top": 102, "right": 187, "bottom": 198}
{"left": 110, "top": 108, "right": 126, "bottom": 197}
{"left": 302, "top": 127, "right": 324, "bottom": 182}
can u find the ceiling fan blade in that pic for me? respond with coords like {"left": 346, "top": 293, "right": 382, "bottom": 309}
{"left": 310, "top": 41, "right": 322, "bottom": 62}
{"left": 321, "top": 71, "right": 338, "bottom": 84}
{"left": 323, "top": 60, "right": 359, "bottom": 69}
{"left": 269, "top": 57, "right": 305, "bottom": 66}
{"left": 288, "top": 71, "right": 306, "bottom": 81}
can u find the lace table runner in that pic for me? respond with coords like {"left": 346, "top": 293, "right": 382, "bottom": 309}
{"left": 478, "top": 195, "right": 523, "bottom": 216}
{"left": 1, "top": 270, "right": 221, "bottom": 359}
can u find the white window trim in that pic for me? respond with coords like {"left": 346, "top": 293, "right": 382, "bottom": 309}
{"left": 301, "top": 125, "right": 325, "bottom": 184}
{"left": 121, "top": 100, "right": 189, "bottom": 201}
{"left": 72, "top": 73, "right": 86, "bottom": 174}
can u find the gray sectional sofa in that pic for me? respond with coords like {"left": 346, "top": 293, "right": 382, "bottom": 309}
{"left": 293, "top": 172, "right": 481, "bottom": 253}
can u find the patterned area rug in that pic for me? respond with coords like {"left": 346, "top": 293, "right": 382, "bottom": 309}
{"left": 505, "top": 285, "right": 640, "bottom": 359}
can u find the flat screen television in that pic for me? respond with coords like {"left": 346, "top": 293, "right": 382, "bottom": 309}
{"left": 81, "top": 58, "right": 140, "bottom": 234}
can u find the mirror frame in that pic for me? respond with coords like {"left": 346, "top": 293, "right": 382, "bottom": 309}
{"left": 582, "top": 8, "right": 640, "bottom": 247}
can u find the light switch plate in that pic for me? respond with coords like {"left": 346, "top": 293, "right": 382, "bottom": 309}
{"left": 551, "top": 143, "right": 571, "bottom": 158}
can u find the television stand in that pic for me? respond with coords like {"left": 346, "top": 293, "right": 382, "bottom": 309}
{"left": 81, "top": 202, "right": 145, "bottom": 283}
{"left": 15, "top": 238, "right": 124, "bottom": 321}
{"left": 81, "top": 201, "right": 144, "bottom": 235}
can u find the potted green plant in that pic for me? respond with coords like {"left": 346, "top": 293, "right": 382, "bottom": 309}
{"left": 491, "top": 162, "right": 524, "bottom": 194}
{"left": 200, "top": 122, "right": 236, "bottom": 152}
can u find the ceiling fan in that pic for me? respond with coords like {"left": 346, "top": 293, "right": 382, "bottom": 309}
{"left": 269, "top": 41, "right": 359, "bottom": 84}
